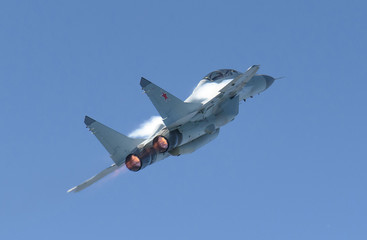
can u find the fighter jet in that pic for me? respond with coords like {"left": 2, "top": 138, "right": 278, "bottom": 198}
{"left": 67, "top": 65, "right": 275, "bottom": 192}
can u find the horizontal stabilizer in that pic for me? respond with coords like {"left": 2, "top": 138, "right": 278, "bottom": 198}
{"left": 140, "top": 78, "right": 200, "bottom": 129}
{"left": 67, "top": 164, "right": 119, "bottom": 193}
{"left": 84, "top": 116, "right": 145, "bottom": 165}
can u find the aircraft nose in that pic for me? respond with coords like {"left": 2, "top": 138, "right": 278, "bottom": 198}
{"left": 263, "top": 75, "right": 275, "bottom": 89}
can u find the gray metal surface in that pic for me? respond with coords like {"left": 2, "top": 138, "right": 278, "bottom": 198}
{"left": 68, "top": 65, "right": 275, "bottom": 192}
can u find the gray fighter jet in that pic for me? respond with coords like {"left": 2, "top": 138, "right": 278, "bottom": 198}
{"left": 68, "top": 65, "right": 275, "bottom": 192}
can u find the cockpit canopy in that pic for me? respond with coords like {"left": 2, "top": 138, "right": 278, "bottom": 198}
{"left": 203, "top": 69, "right": 241, "bottom": 81}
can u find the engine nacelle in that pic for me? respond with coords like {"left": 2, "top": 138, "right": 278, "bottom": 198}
{"left": 169, "top": 129, "right": 219, "bottom": 156}
{"left": 125, "top": 129, "right": 182, "bottom": 172}
{"left": 152, "top": 129, "right": 182, "bottom": 153}
{"left": 125, "top": 148, "right": 157, "bottom": 172}
{"left": 125, "top": 126, "right": 220, "bottom": 171}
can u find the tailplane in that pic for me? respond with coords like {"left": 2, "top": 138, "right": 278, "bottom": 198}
{"left": 67, "top": 164, "right": 119, "bottom": 193}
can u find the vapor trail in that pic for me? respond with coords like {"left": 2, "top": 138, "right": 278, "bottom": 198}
{"left": 128, "top": 116, "right": 164, "bottom": 139}
{"left": 185, "top": 79, "right": 232, "bottom": 103}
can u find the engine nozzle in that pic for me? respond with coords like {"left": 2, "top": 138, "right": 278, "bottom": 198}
{"left": 125, "top": 130, "right": 182, "bottom": 172}
{"left": 125, "top": 147, "right": 157, "bottom": 172}
{"left": 153, "top": 136, "right": 169, "bottom": 153}
{"left": 125, "top": 154, "right": 142, "bottom": 172}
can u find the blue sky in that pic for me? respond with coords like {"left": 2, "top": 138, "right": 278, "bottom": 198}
{"left": 1, "top": 0, "right": 366, "bottom": 239}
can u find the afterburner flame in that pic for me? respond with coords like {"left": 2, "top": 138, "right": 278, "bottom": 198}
{"left": 125, "top": 154, "right": 142, "bottom": 172}
{"left": 153, "top": 136, "right": 169, "bottom": 153}
{"left": 112, "top": 165, "right": 128, "bottom": 177}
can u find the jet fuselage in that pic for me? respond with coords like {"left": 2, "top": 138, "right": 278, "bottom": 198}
{"left": 68, "top": 65, "right": 275, "bottom": 192}
{"left": 126, "top": 68, "right": 275, "bottom": 171}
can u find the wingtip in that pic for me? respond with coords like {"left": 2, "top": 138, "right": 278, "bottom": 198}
{"left": 84, "top": 116, "right": 96, "bottom": 126}
{"left": 67, "top": 186, "right": 77, "bottom": 193}
{"left": 249, "top": 64, "right": 260, "bottom": 70}
{"left": 140, "top": 77, "right": 151, "bottom": 88}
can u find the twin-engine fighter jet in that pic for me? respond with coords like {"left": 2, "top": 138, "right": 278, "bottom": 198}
{"left": 68, "top": 65, "right": 275, "bottom": 192}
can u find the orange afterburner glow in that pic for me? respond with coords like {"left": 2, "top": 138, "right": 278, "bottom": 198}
{"left": 153, "top": 136, "right": 169, "bottom": 153}
{"left": 125, "top": 154, "right": 142, "bottom": 171}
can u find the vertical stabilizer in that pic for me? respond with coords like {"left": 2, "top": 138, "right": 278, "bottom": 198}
{"left": 140, "top": 78, "right": 200, "bottom": 129}
{"left": 84, "top": 116, "right": 144, "bottom": 165}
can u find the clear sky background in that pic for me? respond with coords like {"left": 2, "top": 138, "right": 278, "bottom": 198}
{"left": 1, "top": 0, "right": 366, "bottom": 239}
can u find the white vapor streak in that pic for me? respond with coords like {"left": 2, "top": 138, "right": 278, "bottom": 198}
{"left": 185, "top": 79, "right": 232, "bottom": 103}
{"left": 128, "top": 116, "right": 164, "bottom": 139}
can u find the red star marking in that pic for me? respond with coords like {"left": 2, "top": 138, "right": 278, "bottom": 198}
{"left": 162, "top": 93, "right": 168, "bottom": 100}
